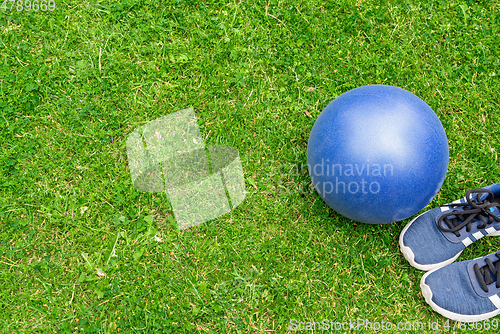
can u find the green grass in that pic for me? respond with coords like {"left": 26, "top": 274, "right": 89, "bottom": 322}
{"left": 1, "top": 0, "right": 500, "bottom": 333}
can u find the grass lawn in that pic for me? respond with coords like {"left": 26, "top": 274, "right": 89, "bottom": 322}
{"left": 1, "top": 0, "right": 500, "bottom": 332}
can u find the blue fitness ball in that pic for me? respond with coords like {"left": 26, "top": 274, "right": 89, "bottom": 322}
{"left": 307, "top": 85, "right": 449, "bottom": 224}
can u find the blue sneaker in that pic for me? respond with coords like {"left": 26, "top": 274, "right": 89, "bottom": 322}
{"left": 399, "top": 183, "right": 500, "bottom": 271}
{"left": 421, "top": 250, "right": 500, "bottom": 322}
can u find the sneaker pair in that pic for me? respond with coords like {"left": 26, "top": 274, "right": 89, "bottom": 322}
{"left": 399, "top": 183, "right": 500, "bottom": 322}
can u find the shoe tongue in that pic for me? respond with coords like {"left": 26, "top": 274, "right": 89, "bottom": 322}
{"left": 469, "top": 252, "right": 500, "bottom": 296}
{"left": 488, "top": 206, "right": 500, "bottom": 217}
{"left": 476, "top": 191, "right": 500, "bottom": 216}
{"left": 479, "top": 191, "right": 493, "bottom": 202}
{"left": 480, "top": 259, "right": 499, "bottom": 286}
{"left": 469, "top": 191, "right": 500, "bottom": 214}
{"left": 437, "top": 197, "right": 500, "bottom": 229}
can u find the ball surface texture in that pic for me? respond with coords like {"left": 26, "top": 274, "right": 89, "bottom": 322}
{"left": 307, "top": 85, "right": 449, "bottom": 224}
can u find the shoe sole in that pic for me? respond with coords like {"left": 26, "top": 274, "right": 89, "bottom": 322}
{"left": 399, "top": 212, "right": 500, "bottom": 271}
{"left": 420, "top": 269, "right": 500, "bottom": 322}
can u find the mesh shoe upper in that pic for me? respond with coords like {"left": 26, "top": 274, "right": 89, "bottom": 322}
{"left": 423, "top": 259, "right": 499, "bottom": 316}
{"left": 403, "top": 207, "right": 465, "bottom": 265}
{"left": 400, "top": 183, "right": 500, "bottom": 270}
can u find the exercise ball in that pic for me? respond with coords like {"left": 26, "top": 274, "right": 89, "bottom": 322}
{"left": 307, "top": 85, "right": 449, "bottom": 224}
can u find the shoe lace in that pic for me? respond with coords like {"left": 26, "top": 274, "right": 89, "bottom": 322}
{"left": 437, "top": 189, "right": 500, "bottom": 237}
{"left": 474, "top": 251, "right": 500, "bottom": 293}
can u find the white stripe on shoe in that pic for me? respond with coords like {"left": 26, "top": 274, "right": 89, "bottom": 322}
{"left": 462, "top": 237, "right": 473, "bottom": 246}
{"left": 489, "top": 295, "right": 500, "bottom": 309}
{"left": 473, "top": 231, "right": 485, "bottom": 240}
{"left": 440, "top": 199, "right": 465, "bottom": 212}
{"left": 486, "top": 226, "right": 497, "bottom": 234}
